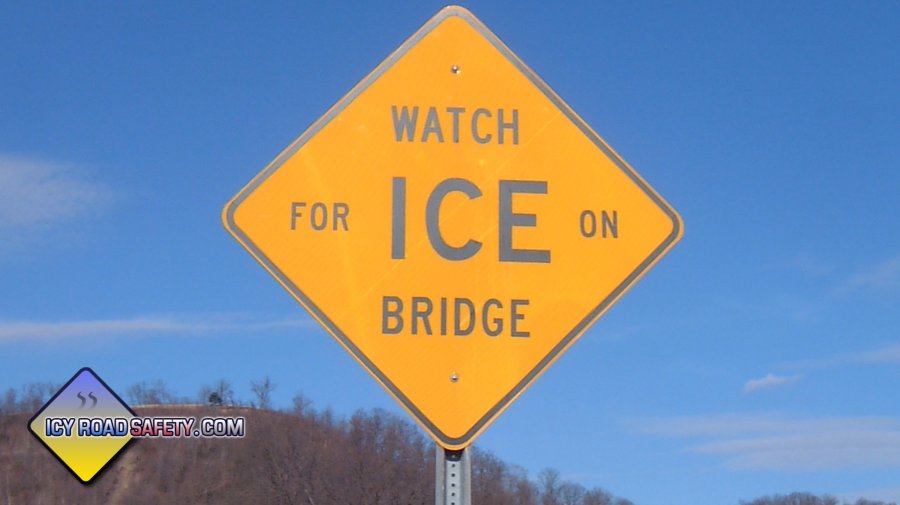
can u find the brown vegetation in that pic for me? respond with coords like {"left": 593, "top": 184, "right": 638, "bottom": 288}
{"left": 0, "top": 398, "right": 627, "bottom": 505}
{"left": 0, "top": 382, "right": 896, "bottom": 505}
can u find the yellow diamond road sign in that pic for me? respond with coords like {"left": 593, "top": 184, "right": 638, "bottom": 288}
{"left": 223, "top": 6, "right": 682, "bottom": 449}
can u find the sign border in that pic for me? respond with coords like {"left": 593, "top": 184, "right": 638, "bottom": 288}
{"left": 223, "top": 5, "right": 682, "bottom": 449}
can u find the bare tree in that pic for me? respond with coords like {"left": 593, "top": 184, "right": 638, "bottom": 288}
{"left": 583, "top": 488, "right": 613, "bottom": 505}
{"left": 1, "top": 387, "right": 18, "bottom": 414}
{"left": 559, "top": 482, "right": 586, "bottom": 505}
{"left": 19, "top": 382, "right": 57, "bottom": 411}
{"left": 539, "top": 468, "right": 562, "bottom": 505}
{"left": 250, "top": 376, "right": 276, "bottom": 410}
{"left": 126, "top": 380, "right": 175, "bottom": 405}
{"left": 509, "top": 465, "right": 539, "bottom": 505}
{"left": 472, "top": 448, "right": 505, "bottom": 505}
{"left": 741, "top": 494, "right": 840, "bottom": 505}
{"left": 199, "top": 379, "right": 234, "bottom": 406}
{"left": 292, "top": 392, "right": 313, "bottom": 417}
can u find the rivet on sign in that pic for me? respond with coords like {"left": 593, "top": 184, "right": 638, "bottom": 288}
{"left": 450, "top": 372, "right": 459, "bottom": 382}
{"left": 451, "top": 64, "right": 461, "bottom": 74}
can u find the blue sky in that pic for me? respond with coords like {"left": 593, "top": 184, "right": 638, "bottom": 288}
{"left": 1, "top": 1, "right": 899, "bottom": 504}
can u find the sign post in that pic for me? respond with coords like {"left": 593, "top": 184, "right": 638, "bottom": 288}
{"left": 223, "top": 4, "right": 681, "bottom": 494}
{"left": 436, "top": 447, "right": 471, "bottom": 505}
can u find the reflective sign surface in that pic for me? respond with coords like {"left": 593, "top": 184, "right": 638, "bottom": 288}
{"left": 223, "top": 6, "right": 682, "bottom": 448}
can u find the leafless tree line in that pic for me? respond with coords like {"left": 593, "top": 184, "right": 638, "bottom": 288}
{"left": 1, "top": 380, "right": 897, "bottom": 505}
{"left": 741, "top": 494, "right": 896, "bottom": 505}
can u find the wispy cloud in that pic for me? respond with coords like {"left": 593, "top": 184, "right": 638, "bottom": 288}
{"left": 783, "top": 341, "right": 900, "bottom": 370}
{"left": 0, "top": 154, "right": 114, "bottom": 229}
{"left": 762, "top": 252, "right": 835, "bottom": 278}
{"left": 0, "top": 154, "right": 116, "bottom": 257}
{"left": 839, "top": 255, "right": 900, "bottom": 294}
{"left": 634, "top": 413, "right": 900, "bottom": 471}
{"left": 736, "top": 253, "right": 900, "bottom": 326}
{"left": 0, "top": 314, "right": 314, "bottom": 342}
{"left": 743, "top": 373, "right": 801, "bottom": 393}
{"left": 849, "top": 343, "right": 900, "bottom": 365}
{"left": 790, "top": 252, "right": 835, "bottom": 277}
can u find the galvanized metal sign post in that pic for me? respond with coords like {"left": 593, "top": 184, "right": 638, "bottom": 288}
{"left": 437, "top": 447, "right": 471, "bottom": 505}
{"left": 224, "top": 6, "right": 681, "bottom": 503}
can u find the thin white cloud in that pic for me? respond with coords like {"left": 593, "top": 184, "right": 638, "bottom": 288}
{"left": 780, "top": 354, "right": 843, "bottom": 371}
{"left": 850, "top": 343, "right": 900, "bottom": 365}
{"left": 743, "top": 373, "right": 800, "bottom": 393}
{"left": 0, "top": 314, "right": 314, "bottom": 342}
{"left": 0, "top": 154, "right": 116, "bottom": 258}
{"left": 762, "top": 252, "right": 834, "bottom": 278}
{"left": 783, "top": 341, "right": 900, "bottom": 370}
{"left": 790, "top": 252, "right": 834, "bottom": 277}
{"left": 634, "top": 413, "right": 900, "bottom": 471}
{"left": 634, "top": 413, "right": 797, "bottom": 438}
{"left": 839, "top": 255, "right": 900, "bottom": 293}
{"left": 0, "top": 154, "right": 114, "bottom": 229}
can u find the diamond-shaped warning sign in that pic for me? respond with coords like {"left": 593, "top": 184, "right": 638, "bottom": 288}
{"left": 28, "top": 368, "right": 135, "bottom": 483}
{"left": 223, "top": 6, "right": 681, "bottom": 448}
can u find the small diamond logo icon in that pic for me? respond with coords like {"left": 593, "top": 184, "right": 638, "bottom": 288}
{"left": 28, "top": 367, "right": 136, "bottom": 483}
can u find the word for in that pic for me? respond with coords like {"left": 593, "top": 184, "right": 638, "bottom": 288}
{"left": 382, "top": 296, "right": 530, "bottom": 338}
{"left": 290, "top": 202, "right": 349, "bottom": 231}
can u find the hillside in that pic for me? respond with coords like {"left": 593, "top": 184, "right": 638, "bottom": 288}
{"left": 3, "top": 404, "right": 434, "bottom": 505}
{"left": 3, "top": 402, "right": 638, "bottom": 505}
{"left": 1, "top": 401, "right": 894, "bottom": 505}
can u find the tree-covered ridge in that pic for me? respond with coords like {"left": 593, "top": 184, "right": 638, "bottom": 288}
{"left": 1, "top": 380, "right": 896, "bottom": 505}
